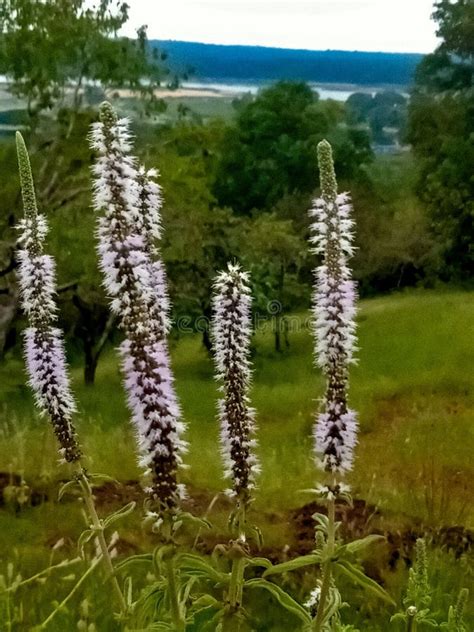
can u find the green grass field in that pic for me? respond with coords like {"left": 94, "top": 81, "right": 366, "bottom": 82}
{"left": 0, "top": 288, "right": 473, "bottom": 629}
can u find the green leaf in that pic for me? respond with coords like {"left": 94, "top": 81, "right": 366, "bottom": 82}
{"left": 245, "top": 557, "right": 272, "bottom": 569}
{"left": 58, "top": 480, "right": 79, "bottom": 501}
{"left": 115, "top": 554, "right": 153, "bottom": 573}
{"left": 188, "top": 594, "right": 221, "bottom": 620}
{"left": 245, "top": 579, "right": 311, "bottom": 624}
{"left": 102, "top": 501, "right": 136, "bottom": 529}
{"left": 124, "top": 575, "right": 133, "bottom": 608}
{"left": 77, "top": 529, "right": 94, "bottom": 556}
{"left": 263, "top": 554, "right": 321, "bottom": 577}
{"left": 312, "top": 512, "right": 329, "bottom": 530}
{"left": 176, "top": 553, "right": 229, "bottom": 584}
{"left": 180, "top": 576, "right": 198, "bottom": 605}
{"left": 323, "top": 585, "right": 343, "bottom": 622}
{"left": 248, "top": 524, "right": 264, "bottom": 549}
{"left": 176, "top": 511, "right": 212, "bottom": 531}
{"left": 88, "top": 472, "right": 120, "bottom": 486}
{"left": 336, "top": 535, "right": 385, "bottom": 557}
{"left": 335, "top": 560, "right": 396, "bottom": 606}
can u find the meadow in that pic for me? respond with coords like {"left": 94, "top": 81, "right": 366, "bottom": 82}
{"left": 1, "top": 288, "right": 473, "bottom": 629}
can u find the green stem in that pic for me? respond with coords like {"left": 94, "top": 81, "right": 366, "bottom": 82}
{"left": 312, "top": 495, "right": 336, "bottom": 632}
{"left": 228, "top": 556, "right": 246, "bottom": 610}
{"left": 164, "top": 556, "right": 185, "bottom": 632}
{"left": 75, "top": 466, "right": 127, "bottom": 615}
{"left": 407, "top": 609, "right": 417, "bottom": 632}
{"left": 40, "top": 555, "right": 101, "bottom": 629}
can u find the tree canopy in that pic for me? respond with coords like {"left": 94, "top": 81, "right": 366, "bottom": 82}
{"left": 0, "top": 0, "right": 165, "bottom": 119}
{"left": 212, "top": 81, "right": 372, "bottom": 214}
{"left": 408, "top": 0, "right": 473, "bottom": 277}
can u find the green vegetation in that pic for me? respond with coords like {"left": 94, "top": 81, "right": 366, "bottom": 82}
{"left": 0, "top": 289, "right": 473, "bottom": 629}
{"left": 1, "top": 289, "right": 472, "bottom": 516}
{"left": 0, "top": 0, "right": 473, "bottom": 628}
{"left": 407, "top": 0, "right": 474, "bottom": 278}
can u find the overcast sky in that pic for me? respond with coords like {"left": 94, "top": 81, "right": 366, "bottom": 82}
{"left": 120, "top": 0, "right": 439, "bottom": 53}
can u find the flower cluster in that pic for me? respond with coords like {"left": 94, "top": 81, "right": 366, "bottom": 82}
{"left": 309, "top": 139, "right": 358, "bottom": 477}
{"left": 211, "top": 263, "right": 259, "bottom": 506}
{"left": 15, "top": 132, "right": 80, "bottom": 463}
{"left": 90, "top": 102, "right": 186, "bottom": 514}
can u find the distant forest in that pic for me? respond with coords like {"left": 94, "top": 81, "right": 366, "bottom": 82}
{"left": 153, "top": 40, "right": 423, "bottom": 86}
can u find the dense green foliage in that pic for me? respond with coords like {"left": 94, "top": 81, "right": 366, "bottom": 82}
{"left": 407, "top": 0, "right": 473, "bottom": 278}
{"left": 0, "top": 0, "right": 165, "bottom": 119}
{"left": 346, "top": 91, "right": 408, "bottom": 144}
{"left": 213, "top": 81, "right": 372, "bottom": 213}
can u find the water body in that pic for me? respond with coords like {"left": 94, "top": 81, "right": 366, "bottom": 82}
{"left": 182, "top": 80, "right": 378, "bottom": 101}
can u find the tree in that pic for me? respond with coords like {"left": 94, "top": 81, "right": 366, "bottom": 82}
{"left": 212, "top": 81, "right": 372, "bottom": 214}
{"left": 346, "top": 91, "right": 408, "bottom": 145}
{"left": 0, "top": 0, "right": 165, "bottom": 122}
{"left": 0, "top": 0, "right": 168, "bottom": 380}
{"left": 407, "top": 0, "right": 473, "bottom": 278}
{"left": 239, "top": 213, "right": 308, "bottom": 351}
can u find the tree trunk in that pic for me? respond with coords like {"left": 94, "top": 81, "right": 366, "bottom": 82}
{"left": 84, "top": 352, "right": 98, "bottom": 385}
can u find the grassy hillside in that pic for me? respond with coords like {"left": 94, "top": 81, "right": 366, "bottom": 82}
{"left": 0, "top": 288, "right": 472, "bottom": 629}
{"left": 1, "top": 289, "right": 472, "bottom": 522}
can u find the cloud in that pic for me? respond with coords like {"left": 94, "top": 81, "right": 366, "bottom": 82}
{"left": 121, "top": 0, "right": 438, "bottom": 54}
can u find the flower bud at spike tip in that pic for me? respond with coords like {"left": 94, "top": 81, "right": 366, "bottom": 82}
{"left": 309, "top": 139, "right": 358, "bottom": 481}
{"left": 15, "top": 132, "right": 81, "bottom": 463}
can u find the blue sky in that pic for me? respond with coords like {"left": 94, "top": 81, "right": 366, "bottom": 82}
{"left": 121, "top": 0, "right": 439, "bottom": 53}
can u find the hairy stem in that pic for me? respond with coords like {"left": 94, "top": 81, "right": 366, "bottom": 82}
{"left": 229, "top": 556, "right": 246, "bottom": 610}
{"left": 75, "top": 466, "right": 127, "bottom": 614}
{"left": 164, "top": 556, "right": 185, "bottom": 632}
{"left": 312, "top": 496, "right": 336, "bottom": 632}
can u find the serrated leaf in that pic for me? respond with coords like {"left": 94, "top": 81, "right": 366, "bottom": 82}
{"left": 245, "top": 579, "right": 312, "bottom": 624}
{"left": 335, "top": 560, "right": 396, "bottom": 606}
{"left": 115, "top": 553, "right": 153, "bottom": 573}
{"left": 102, "top": 501, "right": 136, "bottom": 529}
{"left": 263, "top": 554, "right": 321, "bottom": 577}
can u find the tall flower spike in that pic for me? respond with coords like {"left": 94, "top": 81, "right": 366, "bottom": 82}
{"left": 15, "top": 132, "right": 81, "bottom": 463}
{"left": 90, "top": 102, "right": 186, "bottom": 516}
{"left": 309, "top": 139, "right": 358, "bottom": 480}
{"left": 136, "top": 166, "right": 171, "bottom": 338}
{"left": 211, "top": 263, "right": 259, "bottom": 509}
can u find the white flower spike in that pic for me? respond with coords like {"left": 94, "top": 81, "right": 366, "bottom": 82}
{"left": 309, "top": 139, "right": 358, "bottom": 479}
{"left": 211, "top": 262, "right": 259, "bottom": 508}
{"left": 90, "top": 102, "right": 186, "bottom": 514}
{"left": 15, "top": 132, "right": 80, "bottom": 463}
